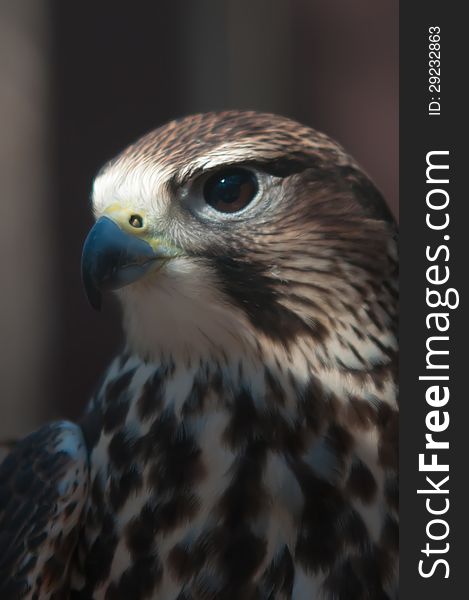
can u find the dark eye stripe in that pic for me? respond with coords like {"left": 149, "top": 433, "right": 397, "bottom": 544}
{"left": 246, "top": 156, "right": 313, "bottom": 178}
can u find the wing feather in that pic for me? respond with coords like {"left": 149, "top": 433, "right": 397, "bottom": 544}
{"left": 0, "top": 421, "right": 89, "bottom": 599}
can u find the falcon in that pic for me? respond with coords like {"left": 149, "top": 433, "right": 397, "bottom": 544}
{"left": 0, "top": 111, "right": 398, "bottom": 599}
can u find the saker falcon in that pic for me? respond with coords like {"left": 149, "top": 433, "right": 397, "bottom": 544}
{"left": 0, "top": 111, "right": 398, "bottom": 599}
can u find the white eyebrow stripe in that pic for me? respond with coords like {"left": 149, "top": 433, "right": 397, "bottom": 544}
{"left": 178, "top": 140, "right": 272, "bottom": 180}
{"left": 176, "top": 135, "right": 338, "bottom": 183}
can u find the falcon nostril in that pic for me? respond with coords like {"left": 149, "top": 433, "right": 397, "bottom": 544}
{"left": 129, "top": 214, "right": 144, "bottom": 229}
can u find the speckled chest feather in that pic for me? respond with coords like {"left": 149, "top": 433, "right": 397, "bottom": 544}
{"left": 72, "top": 337, "right": 398, "bottom": 600}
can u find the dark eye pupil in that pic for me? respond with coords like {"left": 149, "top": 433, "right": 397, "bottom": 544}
{"left": 203, "top": 168, "right": 258, "bottom": 213}
{"left": 216, "top": 176, "right": 243, "bottom": 202}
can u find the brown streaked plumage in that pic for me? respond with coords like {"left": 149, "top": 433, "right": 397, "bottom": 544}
{"left": 0, "top": 111, "right": 398, "bottom": 599}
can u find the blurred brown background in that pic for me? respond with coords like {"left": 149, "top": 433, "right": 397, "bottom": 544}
{"left": 0, "top": 0, "right": 398, "bottom": 437}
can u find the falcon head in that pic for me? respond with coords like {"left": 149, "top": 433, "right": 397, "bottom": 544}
{"left": 82, "top": 111, "right": 397, "bottom": 365}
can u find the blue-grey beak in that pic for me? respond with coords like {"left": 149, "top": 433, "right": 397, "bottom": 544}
{"left": 81, "top": 216, "right": 161, "bottom": 310}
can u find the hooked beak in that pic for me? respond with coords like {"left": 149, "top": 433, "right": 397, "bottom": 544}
{"left": 81, "top": 216, "right": 178, "bottom": 310}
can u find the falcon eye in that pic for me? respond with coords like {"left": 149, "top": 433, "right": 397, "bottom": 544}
{"left": 203, "top": 168, "right": 258, "bottom": 213}
{"left": 129, "top": 214, "right": 144, "bottom": 228}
